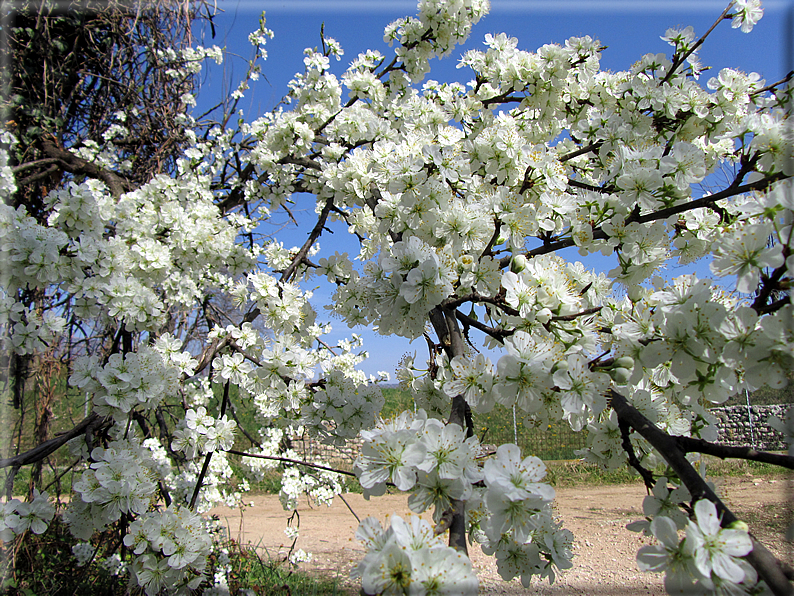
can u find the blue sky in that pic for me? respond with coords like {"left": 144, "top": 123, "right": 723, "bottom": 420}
{"left": 194, "top": 0, "right": 792, "bottom": 378}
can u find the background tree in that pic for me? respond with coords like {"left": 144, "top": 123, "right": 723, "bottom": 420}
{"left": 0, "top": 0, "right": 223, "bottom": 492}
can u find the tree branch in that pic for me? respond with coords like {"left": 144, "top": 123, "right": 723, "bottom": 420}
{"left": 455, "top": 310, "right": 511, "bottom": 344}
{"left": 442, "top": 292, "right": 520, "bottom": 318}
{"left": 674, "top": 435, "right": 794, "bottom": 470}
{"left": 40, "top": 137, "right": 132, "bottom": 197}
{"left": 279, "top": 196, "right": 335, "bottom": 284}
{"left": 429, "top": 306, "right": 470, "bottom": 554}
{"left": 551, "top": 307, "right": 603, "bottom": 322}
{"left": 498, "top": 171, "right": 790, "bottom": 269}
{"left": 659, "top": 2, "right": 734, "bottom": 86}
{"left": 0, "top": 412, "right": 108, "bottom": 469}
{"left": 610, "top": 389, "right": 794, "bottom": 595}
{"left": 227, "top": 449, "right": 357, "bottom": 478}
{"left": 189, "top": 379, "right": 231, "bottom": 510}
{"left": 559, "top": 141, "right": 603, "bottom": 162}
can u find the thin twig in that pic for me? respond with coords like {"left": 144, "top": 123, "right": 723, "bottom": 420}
{"left": 227, "top": 449, "right": 356, "bottom": 478}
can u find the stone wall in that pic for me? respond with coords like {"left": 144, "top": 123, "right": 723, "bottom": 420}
{"left": 289, "top": 434, "right": 363, "bottom": 469}
{"left": 285, "top": 404, "right": 792, "bottom": 468}
{"left": 710, "top": 404, "right": 789, "bottom": 451}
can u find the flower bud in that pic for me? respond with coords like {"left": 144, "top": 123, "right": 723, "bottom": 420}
{"left": 627, "top": 285, "right": 644, "bottom": 303}
{"left": 610, "top": 367, "right": 632, "bottom": 384}
{"left": 613, "top": 356, "right": 635, "bottom": 370}
{"left": 511, "top": 255, "right": 528, "bottom": 273}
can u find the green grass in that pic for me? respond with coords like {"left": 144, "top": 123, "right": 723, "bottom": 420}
{"left": 699, "top": 455, "right": 793, "bottom": 479}
{"left": 1, "top": 517, "right": 128, "bottom": 596}
{"left": 2, "top": 516, "right": 349, "bottom": 596}
{"left": 380, "top": 387, "right": 416, "bottom": 418}
{"left": 212, "top": 541, "right": 350, "bottom": 595}
{"left": 544, "top": 460, "right": 647, "bottom": 488}
{"left": 247, "top": 451, "right": 791, "bottom": 498}
{"left": 543, "top": 456, "right": 792, "bottom": 489}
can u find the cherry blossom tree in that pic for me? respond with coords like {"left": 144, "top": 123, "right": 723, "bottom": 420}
{"left": 1, "top": 0, "right": 793, "bottom": 594}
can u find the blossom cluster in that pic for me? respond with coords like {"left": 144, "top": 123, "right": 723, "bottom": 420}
{"left": 1, "top": 166, "right": 255, "bottom": 351}
{"left": 353, "top": 514, "right": 479, "bottom": 595}
{"left": 636, "top": 499, "right": 760, "bottom": 595}
{"left": 279, "top": 466, "right": 345, "bottom": 511}
{"left": 354, "top": 410, "right": 481, "bottom": 512}
{"left": 3, "top": 0, "right": 793, "bottom": 594}
{"left": 354, "top": 413, "right": 572, "bottom": 588}
{"left": 69, "top": 344, "right": 182, "bottom": 422}
{"left": 0, "top": 490, "right": 54, "bottom": 541}
{"left": 301, "top": 368, "right": 386, "bottom": 444}
{"left": 169, "top": 450, "right": 244, "bottom": 514}
{"left": 124, "top": 504, "right": 212, "bottom": 596}
{"left": 170, "top": 406, "right": 237, "bottom": 459}
{"left": 68, "top": 438, "right": 160, "bottom": 538}
{"left": 469, "top": 444, "right": 573, "bottom": 586}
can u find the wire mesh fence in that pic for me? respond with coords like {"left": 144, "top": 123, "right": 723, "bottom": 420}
{"left": 473, "top": 404, "right": 589, "bottom": 461}
{"left": 382, "top": 388, "right": 588, "bottom": 461}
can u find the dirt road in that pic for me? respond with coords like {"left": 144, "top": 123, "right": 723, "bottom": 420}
{"left": 208, "top": 476, "right": 793, "bottom": 595}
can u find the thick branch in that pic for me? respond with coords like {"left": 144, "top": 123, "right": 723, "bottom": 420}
{"left": 674, "top": 436, "right": 794, "bottom": 470}
{"left": 192, "top": 335, "right": 229, "bottom": 377}
{"left": 559, "top": 142, "right": 602, "bottom": 162}
{"left": 0, "top": 412, "right": 106, "bottom": 469}
{"left": 481, "top": 93, "right": 524, "bottom": 107}
{"left": 610, "top": 390, "right": 794, "bottom": 595}
{"left": 11, "top": 158, "right": 61, "bottom": 173}
{"left": 278, "top": 155, "right": 322, "bottom": 171}
{"left": 455, "top": 310, "right": 510, "bottom": 343}
{"left": 752, "top": 261, "right": 791, "bottom": 314}
{"left": 429, "top": 306, "right": 470, "bottom": 554}
{"left": 567, "top": 178, "right": 611, "bottom": 193}
{"left": 40, "top": 137, "right": 132, "bottom": 198}
{"left": 215, "top": 163, "right": 256, "bottom": 213}
{"left": 551, "top": 307, "right": 603, "bottom": 322}
{"left": 442, "top": 293, "right": 520, "bottom": 318}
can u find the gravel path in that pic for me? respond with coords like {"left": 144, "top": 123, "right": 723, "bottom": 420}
{"left": 208, "top": 476, "right": 793, "bottom": 594}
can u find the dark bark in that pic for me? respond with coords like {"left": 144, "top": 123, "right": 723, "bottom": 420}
{"left": 429, "top": 306, "right": 470, "bottom": 553}
{"left": 611, "top": 390, "right": 794, "bottom": 596}
{"left": 673, "top": 435, "right": 794, "bottom": 470}
{"left": 0, "top": 412, "right": 105, "bottom": 469}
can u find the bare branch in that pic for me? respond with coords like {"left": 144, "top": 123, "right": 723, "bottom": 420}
{"left": 227, "top": 449, "right": 357, "bottom": 478}
{"left": 674, "top": 436, "right": 794, "bottom": 470}
{"left": 0, "top": 413, "right": 109, "bottom": 469}
{"left": 559, "top": 142, "right": 603, "bottom": 162}
{"left": 40, "top": 137, "right": 132, "bottom": 198}
{"left": 279, "top": 196, "right": 335, "bottom": 284}
{"left": 455, "top": 310, "right": 511, "bottom": 344}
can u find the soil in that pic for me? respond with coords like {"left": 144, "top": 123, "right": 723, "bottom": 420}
{"left": 208, "top": 475, "right": 793, "bottom": 595}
